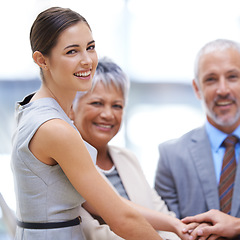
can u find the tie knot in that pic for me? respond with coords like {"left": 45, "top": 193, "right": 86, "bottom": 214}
{"left": 223, "top": 135, "right": 238, "bottom": 147}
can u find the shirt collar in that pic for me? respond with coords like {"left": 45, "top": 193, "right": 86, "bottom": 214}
{"left": 205, "top": 120, "right": 240, "bottom": 152}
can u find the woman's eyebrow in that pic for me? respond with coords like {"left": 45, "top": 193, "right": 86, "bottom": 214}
{"left": 64, "top": 40, "right": 95, "bottom": 50}
{"left": 88, "top": 40, "right": 95, "bottom": 45}
{"left": 64, "top": 44, "right": 79, "bottom": 50}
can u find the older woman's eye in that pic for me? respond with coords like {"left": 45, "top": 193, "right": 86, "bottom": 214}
{"left": 90, "top": 101, "right": 102, "bottom": 106}
{"left": 113, "top": 104, "right": 123, "bottom": 109}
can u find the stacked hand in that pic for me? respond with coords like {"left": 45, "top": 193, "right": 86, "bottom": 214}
{"left": 181, "top": 209, "right": 240, "bottom": 240}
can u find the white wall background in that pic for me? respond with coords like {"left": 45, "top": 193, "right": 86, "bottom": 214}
{"left": 1, "top": 0, "right": 240, "bottom": 212}
{"left": 1, "top": 0, "right": 240, "bottom": 82}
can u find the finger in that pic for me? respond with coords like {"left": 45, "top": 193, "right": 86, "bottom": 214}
{"left": 182, "top": 209, "right": 217, "bottom": 223}
{"left": 198, "top": 236, "right": 207, "bottom": 240}
{"left": 189, "top": 223, "right": 210, "bottom": 240}
{"left": 180, "top": 232, "right": 192, "bottom": 240}
{"left": 207, "top": 234, "right": 221, "bottom": 240}
{"left": 182, "top": 216, "right": 203, "bottom": 224}
{"left": 197, "top": 226, "right": 217, "bottom": 237}
{"left": 182, "top": 216, "right": 195, "bottom": 224}
{"left": 182, "top": 222, "right": 200, "bottom": 234}
{"left": 189, "top": 227, "right": 202, "bottom": 240}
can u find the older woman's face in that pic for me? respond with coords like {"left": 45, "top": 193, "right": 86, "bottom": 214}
{"left": 72, "top": 81, "right": 124, "bottom": 149}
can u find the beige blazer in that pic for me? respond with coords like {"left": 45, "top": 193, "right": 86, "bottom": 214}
{"left": 80, "top": 145, "right": 180, "bottom": 240}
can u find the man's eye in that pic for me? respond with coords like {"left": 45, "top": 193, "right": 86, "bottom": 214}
{"left": 205, "top": 77, "right": 216, "bottom": 82}
{"left": 229, "top": 74, "right": 238, "bottom": 79}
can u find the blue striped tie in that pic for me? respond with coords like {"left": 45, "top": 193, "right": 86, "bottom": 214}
{"left": 218, "top": 135, "right": 238, "bottom": 214}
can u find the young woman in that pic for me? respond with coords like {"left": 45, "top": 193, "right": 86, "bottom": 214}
{"left": 11, "top": 7, "right": 163, "bottom": 240}
{"left": 71, "top": 57, "right": 190, "bottom": 240}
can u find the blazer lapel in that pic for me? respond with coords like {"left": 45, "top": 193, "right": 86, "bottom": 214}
{"left": 108, "top": 146, "right": 153, "bottom": 208}
{"left": 231, "top": 156, "right": 240, "bottom": 216}
{"left": 190, "top": 126, "right": 220, "bottom": 210}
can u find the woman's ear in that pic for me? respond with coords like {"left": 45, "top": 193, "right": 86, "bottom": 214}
{"left": 32, "top": 51, "right": 48, "bottom": 70}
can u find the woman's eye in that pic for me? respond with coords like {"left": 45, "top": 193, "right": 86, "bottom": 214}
{"left": 87, "top": 45, "right": 95, "bottom": 51}
{"left": 66, "top": 49, "right": 77, "bottom": 55}
{"left": 90, "top": 101, "right": 102, "bottom": 106}
{"left": 113, "top": 104, "right": 123, "bottom": 109}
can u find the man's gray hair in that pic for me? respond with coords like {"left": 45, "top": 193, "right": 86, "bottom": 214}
{"left": 194, "top": 39, "right": 240, "bottom": 82}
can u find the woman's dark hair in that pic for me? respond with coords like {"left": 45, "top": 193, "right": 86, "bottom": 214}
{"left": 30, "top": 7, "right": 91, "bottom": 56}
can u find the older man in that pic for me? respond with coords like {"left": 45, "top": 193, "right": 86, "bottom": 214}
{"left": 155, "top": 39, "right": 240, "bottom": 220}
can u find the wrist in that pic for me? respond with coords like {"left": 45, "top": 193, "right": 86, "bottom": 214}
{"left": 234, "top": 218, "right": 240, "bottom": 236}
{"left": 171, "top": 218, "right": 183, "bottom": 235}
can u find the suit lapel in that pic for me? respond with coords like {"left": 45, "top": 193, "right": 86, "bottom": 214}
{"left": 190, "top": 126, "right": 220, "bottom": 210}
{"left": 232, "top": 156, "right": 240, "bottom": 216}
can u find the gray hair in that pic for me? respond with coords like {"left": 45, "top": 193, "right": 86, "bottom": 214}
{"left": 194, "top": 39, "right": 240, "bottom": 83}
{"left": 74, "top": 57, "right": 130, "bottom": 105}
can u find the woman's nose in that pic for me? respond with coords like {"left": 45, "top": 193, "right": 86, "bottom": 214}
{"left": 100, "top": 106, "right": 114, "bottom": 119}
{"left": 80, "top": 51, "right": 92, "bottom": 66}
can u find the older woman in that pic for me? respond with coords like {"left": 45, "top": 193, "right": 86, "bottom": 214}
{"left": 70, "top": 57, "right": 187, "bottom": 240}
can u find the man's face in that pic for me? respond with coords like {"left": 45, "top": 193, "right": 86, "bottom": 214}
{"left": 193, "top": 48, "right": 240, "bottom": 133}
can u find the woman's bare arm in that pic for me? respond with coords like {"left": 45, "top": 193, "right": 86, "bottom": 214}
{"left": 29, "top": 119, "right": 162, "bottom": 240}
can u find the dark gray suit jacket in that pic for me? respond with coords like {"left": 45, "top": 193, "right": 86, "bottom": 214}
{"left": 154, "top": 125, "right": 240, "bottom": 219}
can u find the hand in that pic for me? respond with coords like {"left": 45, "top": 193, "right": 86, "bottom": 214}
{"left": 173, "top": 219, "right": 193, "bottom": 240}
{"left": 181, "top": 209, "right": 240, "bottom": 239}
{"left": 182, "top": 222, "right": 221, "bottom": 240}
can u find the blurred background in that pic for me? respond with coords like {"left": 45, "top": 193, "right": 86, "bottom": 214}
{"left": 1, "top": 0, "right": 240, "bottom": 238}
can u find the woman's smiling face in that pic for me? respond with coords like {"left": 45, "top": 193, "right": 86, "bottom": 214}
{"left": 72, "top": 81, "right": 124, "bottom": 149}
{"left": 44, "top": 21, "right": 98, "bottom": 93}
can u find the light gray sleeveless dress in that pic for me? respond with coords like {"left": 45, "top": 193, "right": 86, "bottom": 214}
{"left": 11, "top": 94, "right": 97, "bottom": 240}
